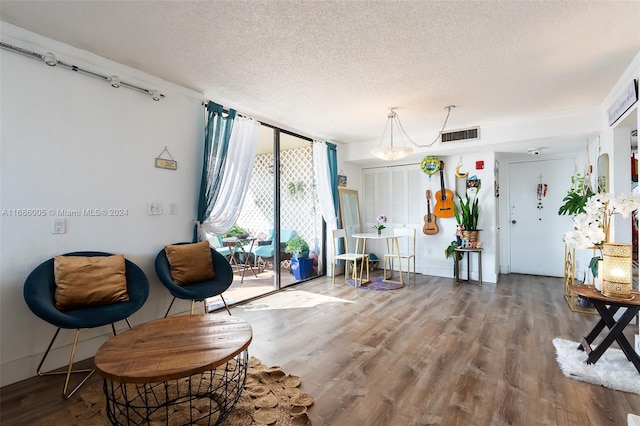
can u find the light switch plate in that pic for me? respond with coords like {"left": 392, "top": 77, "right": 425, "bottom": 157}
{"left": 147, "top": 202, "right": 163, "bottom": 215}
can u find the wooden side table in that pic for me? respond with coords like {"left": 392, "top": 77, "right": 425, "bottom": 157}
{"left": 454, "top": 247, "right": 482, "bottom": 286}
{"left": 95, "top": 314, "right": 253, "bottom": 424}
{"left": 570, "top": 284, "right": 640, "bottom": 374}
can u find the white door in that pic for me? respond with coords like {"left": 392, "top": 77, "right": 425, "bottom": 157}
{"left": 509, "top": 158, "right": 576, "bottom": 276}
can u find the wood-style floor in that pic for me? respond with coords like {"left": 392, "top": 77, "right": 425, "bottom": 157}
{"left": 2, "top": 272, "right": 639, "bottom": 425}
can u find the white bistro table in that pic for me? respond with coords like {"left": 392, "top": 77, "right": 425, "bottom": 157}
{"left": 352, "top": 232, "right": 404, "bottom": 286}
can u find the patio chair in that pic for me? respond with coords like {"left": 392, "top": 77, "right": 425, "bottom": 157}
{"left": 253, "top": 229, "right": 297, "bottom": 271}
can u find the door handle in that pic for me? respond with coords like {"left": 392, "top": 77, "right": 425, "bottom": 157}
{"left": 511, "top": 220, "right": 516, "bottom": 224}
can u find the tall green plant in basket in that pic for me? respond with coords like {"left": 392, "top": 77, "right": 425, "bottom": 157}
{"left": 456, "top": 190, "right": 479, "bottom": 231}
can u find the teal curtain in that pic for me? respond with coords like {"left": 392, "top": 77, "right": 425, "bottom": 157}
{"left": 194, "top": 101, "right": 236, "bottom": 241}
{"left": 326, "top": 142, "right": 343, "bottom": 255}
{"left": 326, "top": 142, "right": 338, "bottom": 217}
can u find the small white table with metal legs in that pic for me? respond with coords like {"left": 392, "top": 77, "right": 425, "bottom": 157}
{"left": 352, "top": 232, "right": 404, "bottom": 286}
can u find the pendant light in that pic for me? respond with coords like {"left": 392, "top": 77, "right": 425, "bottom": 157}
{"left": 371, "top": 105, "right": 456, "bottom": 161}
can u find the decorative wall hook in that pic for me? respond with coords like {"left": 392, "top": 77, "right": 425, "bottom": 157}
{"left": 155, "top": 146, "right": 177, "bottom": 170}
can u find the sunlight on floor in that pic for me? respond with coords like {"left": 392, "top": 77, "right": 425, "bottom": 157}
{"left": 237, "top": 289, "right": 354, "bottom": 311}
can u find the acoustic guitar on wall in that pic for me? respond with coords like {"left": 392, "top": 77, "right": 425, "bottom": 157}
{"left": 423, "top": 190, "right": 439, "bottom": 235}
{"left": 434, "top": 161, "right": 455, "bottom": 218}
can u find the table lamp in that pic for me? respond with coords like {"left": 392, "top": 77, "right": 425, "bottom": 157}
{"left": 601, "top": 243, "right": 632, "bottom": 299}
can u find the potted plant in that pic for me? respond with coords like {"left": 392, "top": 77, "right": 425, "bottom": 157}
{"left": 558, "top": 172, "right": 593, "bottom": 217}
{"left": 222, "top": 224, "right": 250, "bottom": 263}
{"left": 285, "top": 235, "right": 313, "bottom": 279}
{"left": 455, "top": 187, "right": 480, "bottom": 243}
{"left": 372, "top": 214, "right": 387, "bottom": 235}
{"left": 223, "top": 224, "right": 249, "bottom": 240}
{"left": 444, "top": 240, "right": 464, "bottom": 281}
{"left": 559, "top": 173, "right": 597, "bottom": 298}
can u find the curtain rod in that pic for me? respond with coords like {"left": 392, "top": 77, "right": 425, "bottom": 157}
{"left": 1, "top": 41, "right": 165, "bottom": 101}
{"left": 202, "top": 101, "right": 313, "bottom": 143}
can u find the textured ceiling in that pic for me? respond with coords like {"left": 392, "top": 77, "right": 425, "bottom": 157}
{"left": 1, "top": 1, "right": 639, "bottom": 156}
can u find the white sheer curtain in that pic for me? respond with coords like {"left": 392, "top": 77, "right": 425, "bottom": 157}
{"left": 199, "top": 116, "right": 260, "bottom": 239}
{"left": 313, "top": 140, "right": 338, "bottom": 275}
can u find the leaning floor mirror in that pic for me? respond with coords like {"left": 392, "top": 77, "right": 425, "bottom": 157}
{"left": 338, "top": 188, "right": 362, "bottom": 252}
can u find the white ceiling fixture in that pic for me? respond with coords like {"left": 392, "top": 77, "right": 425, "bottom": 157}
{"left": 371, "top": 108, "right": 413, "bottom": 161}
{"left": 372, "top": 105, "right": 455, "bottom": 161}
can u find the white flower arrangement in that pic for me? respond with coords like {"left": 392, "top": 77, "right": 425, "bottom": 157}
{"left": 564, "top": 191, "right": 640, "bottom": 249}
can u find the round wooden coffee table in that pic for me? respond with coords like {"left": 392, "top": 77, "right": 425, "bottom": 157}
{"left": 94, "top": 314, "right": 252, "bottom": 425}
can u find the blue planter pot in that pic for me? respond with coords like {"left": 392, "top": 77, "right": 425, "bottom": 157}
{"left": 291, "top": 256, "right": 314, "bottom": 280}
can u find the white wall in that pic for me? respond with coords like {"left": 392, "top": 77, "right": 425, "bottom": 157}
{"left": 359, "top": 152, "right": 498, "bottom": 283}
{"left": 340, "top": 52, "right": 640, "bottom": 282}
{"left": 599, "top": 51, "right": 640, "bottom": 244}
{"left": 1, "top": 25, "right": 205, "bottom": 386}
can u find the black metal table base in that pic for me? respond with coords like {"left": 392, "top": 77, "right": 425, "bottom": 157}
{"left": 103, "top": 350, "right": 248, "bottom": 425}
{"left": 576, "top": 301, "right": 640, "bottom": 374}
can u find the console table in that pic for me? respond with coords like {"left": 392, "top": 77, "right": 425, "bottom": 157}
{"left": 94, "top": 314, "right": 253, "bottom": 424}
{"left": 570, "top": 284, "right": 640, "bottom": 374}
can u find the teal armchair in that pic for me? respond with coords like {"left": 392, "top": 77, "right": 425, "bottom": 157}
{"left": 254, "top": 229, "right": 298, "bottom": 270}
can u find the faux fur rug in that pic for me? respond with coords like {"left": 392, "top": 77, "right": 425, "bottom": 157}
{"left": 42, "top": 357, "right": 313, "bottom": 425}
{"left": 552, "top": 337, "right": 640, "bottom": 395}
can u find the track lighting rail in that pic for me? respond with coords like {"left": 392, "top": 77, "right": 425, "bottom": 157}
{"left": 0, "top": 42, "right": 165, "bottom": 101}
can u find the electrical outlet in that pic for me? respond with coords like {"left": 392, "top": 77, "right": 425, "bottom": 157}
{"left": 427, "top": 248, "right": 433, "bottom": 255}
{"left": 52, "top": 218, "right": 66, "bottom": 234}
{"left": 169, "top": 202, "right": 177, "bottom": 215}
{"left": 147, "top": 202, "right": 163, "bottom": 215}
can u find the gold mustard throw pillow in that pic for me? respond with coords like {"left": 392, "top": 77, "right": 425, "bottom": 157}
{"left": 54, "top": 254, "right": 129, "bottom": 311}
{"left": 164, "top": 241, "right": 216, "bottom": 285}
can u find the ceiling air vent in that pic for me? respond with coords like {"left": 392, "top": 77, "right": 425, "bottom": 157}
{"left": 441, "top": 126, "right": 480, "bottom": 143}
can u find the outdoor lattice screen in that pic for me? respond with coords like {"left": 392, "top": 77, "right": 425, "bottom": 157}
{"left": 237, "top": 146, "right": 323, "bottom": 263}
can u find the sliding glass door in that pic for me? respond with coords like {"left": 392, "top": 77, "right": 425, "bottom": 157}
{"left": 223, "top": 125, "right": 322, "bottom": 302}
{"left": 279, "top": 133, "right": 322, "bottom": 287}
